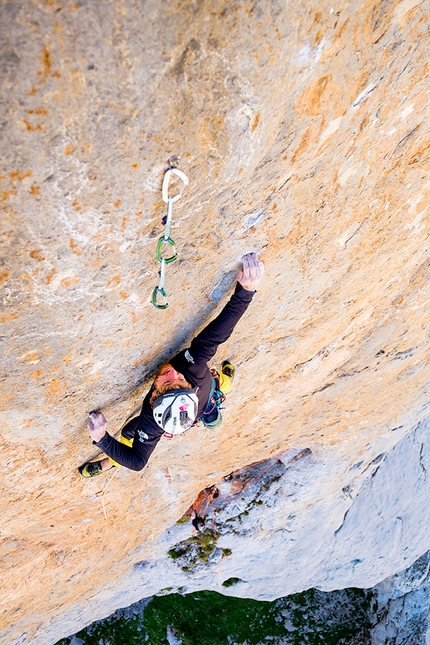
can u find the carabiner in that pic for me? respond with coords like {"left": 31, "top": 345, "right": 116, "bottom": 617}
{"left": 162, "top": 168, "right": 188, "bottom": 204}
{"left": 156, "top": 236, "right": 178, "bottom": 264}
{"left": 152, "top": 286, "right": 169, "bottom": 310}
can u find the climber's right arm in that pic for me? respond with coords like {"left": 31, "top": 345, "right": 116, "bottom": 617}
{"left": 183, "top": 253, "right": 264, "bottom": 366}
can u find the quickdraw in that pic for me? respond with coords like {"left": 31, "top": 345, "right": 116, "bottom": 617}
{"left": 152, "top": 165, "right": 189, "bottom": 309}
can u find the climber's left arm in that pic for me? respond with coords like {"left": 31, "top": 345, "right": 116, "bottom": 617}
{"left": 88, "top": 410, "right": 162, "bottom": 471}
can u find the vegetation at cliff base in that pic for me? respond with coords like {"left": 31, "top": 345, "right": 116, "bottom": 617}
{"left": 55, "top": 586, "right": 374, "bottom": 645}
{"left": 144, "top": 591, "right": 286, "bottom": 645}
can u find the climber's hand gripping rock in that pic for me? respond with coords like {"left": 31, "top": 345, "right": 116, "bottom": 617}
{"left": 237, "top": 252, "right": 265, "bottom": 291}
{"left": 88, "top": 411, "right": 107, "bottom": 442}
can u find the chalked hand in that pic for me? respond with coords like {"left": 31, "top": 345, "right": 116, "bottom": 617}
{"left": 87, "top": 411, "right": 107, "bottom": 442}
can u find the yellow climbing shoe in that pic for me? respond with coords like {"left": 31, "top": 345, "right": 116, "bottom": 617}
{"left": 221, "top": 360, "right": 235, "bottom": 382}
{"left": 78, "top": 460, "right": 104, "bottom": 478}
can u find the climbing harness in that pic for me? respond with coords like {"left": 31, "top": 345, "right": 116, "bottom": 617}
{"left": 200, "top": 370, "right": 226, "bottom": 429}
{"left": 152, "top": 165, "right": 189, "bottom": 309}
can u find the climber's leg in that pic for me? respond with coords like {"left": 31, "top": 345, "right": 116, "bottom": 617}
{"left": 107, "top": 435, "right": 134, "bottom": 467}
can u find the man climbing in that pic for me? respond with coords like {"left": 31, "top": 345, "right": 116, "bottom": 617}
{"left": 79, "top": 252, "right": 264, "bottom": 477}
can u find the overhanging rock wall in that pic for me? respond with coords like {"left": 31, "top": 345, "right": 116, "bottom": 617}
{"left": 1, "top": 1, "right": 430, "bottom": 643}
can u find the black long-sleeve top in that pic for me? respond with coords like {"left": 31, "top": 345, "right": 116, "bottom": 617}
{"left": 95, "top": 283, "right": 255, "bottom": 471}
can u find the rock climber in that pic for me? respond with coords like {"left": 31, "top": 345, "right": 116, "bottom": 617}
{"left": 79, "top": 252, "right": 264, "bottom": 477}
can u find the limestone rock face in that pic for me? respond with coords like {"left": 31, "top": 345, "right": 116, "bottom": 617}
{"left": 371, "top": 550, "right": 430, "bottom": 644}
{"left": 1, "top": 0, "right": 430, "bottom": 643}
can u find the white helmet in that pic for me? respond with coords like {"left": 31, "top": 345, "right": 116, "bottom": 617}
{"left": 152, "top": 388, "right": 199, "bottom": 435}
